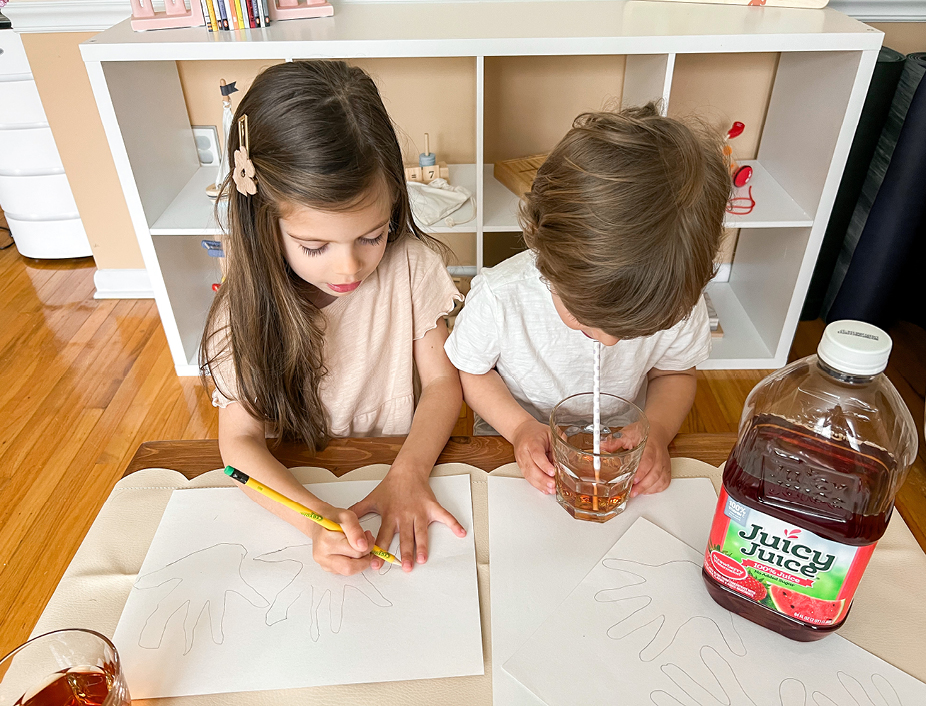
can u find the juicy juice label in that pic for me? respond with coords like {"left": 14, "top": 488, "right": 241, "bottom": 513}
{"left": 704, "top": 487, "right": 876, "bottom": 627}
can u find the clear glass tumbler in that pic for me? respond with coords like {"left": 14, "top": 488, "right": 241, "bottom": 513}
{"left": 550, "top": 392, "right": 649, "bottom": 522}
{"left": 0, "top": 629, "right": 131, "bottom": 706}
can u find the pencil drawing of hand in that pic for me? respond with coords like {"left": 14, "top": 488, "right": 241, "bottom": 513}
{"left": 595, "top": 558, "right": 745, "bottom": 662}
{"left": 650, "top": 646, "right": 807, "bottom": 706}
{"left": 812, "top": 672, "right": 903, "bottom": 706}
{"left": 256, "top": 544, "right": 392, "bottom": 642}
{"left": 133, "top": 543, "right": 269, "bottom": 654}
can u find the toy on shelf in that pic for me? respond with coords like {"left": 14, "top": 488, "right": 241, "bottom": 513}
{"left": 202, "top": 239, "right": 226, "bottom": 291}
{"left": 494, "top": 153, "right": 547, "bottom": 197}
{"left": 202, "top": 239, "right": 224, "bottom": 257}
{"left": 206, "top": 80, "right": 238, "bottom": 199}
{"left": 727, "top": 185, "right": 756, "bottom": 216}
{"left": 130, "top": 0, "right": 205, "bottom": 32}
{"left": 724, "top": 121, "right": 753, "bottom": 188}
{"left": 405, "top": 134, "right": 450, "bottom": 184}
{"left": 269, "top": 0, "right": 333, "bottom": 21}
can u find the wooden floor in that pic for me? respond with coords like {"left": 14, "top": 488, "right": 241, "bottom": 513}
{"left": 1, "top": 246, "right": 924, "bottom": 655}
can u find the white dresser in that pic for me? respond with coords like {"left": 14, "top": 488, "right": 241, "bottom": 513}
{"left": 0, "top": 26, "right": 91, "bottom": 259}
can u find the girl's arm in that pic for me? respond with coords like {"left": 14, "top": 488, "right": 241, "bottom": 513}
{"left": 632, "top": 366, "right": 698, "bottom": 497}
{"left": 219, "top": 402, "right": 374, "bottom": 575}
{"left": 349, "top": 319, "right": 467, "bottom": 572}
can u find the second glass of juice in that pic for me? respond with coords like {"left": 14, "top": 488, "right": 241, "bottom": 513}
{"left": 0, "top": 629, "right": 131, "bottom": 706}
{"left": 550, "top": 393, "right": 648, "bottom": 522}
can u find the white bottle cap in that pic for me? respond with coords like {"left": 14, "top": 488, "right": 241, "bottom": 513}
{"left": 817, "top": 320, "right": 892, "bottom": 376}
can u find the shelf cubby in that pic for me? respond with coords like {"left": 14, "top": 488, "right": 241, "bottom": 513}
{"left": 82, "top": 1, "right": 882, "bottom": 373}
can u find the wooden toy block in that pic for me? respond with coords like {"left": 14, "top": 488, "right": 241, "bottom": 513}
{"left": 405, "top": 162, "right": 451, "bottom": 185}
{"left": 422, "top": 164, "right": 440, "bottom": 183}
{"left": 494, "top": 154, "right": 547, "bottom": 196}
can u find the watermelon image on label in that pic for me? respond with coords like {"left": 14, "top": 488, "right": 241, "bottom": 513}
{"left": 769, "top": 585, "right": 847, "bottom": 626}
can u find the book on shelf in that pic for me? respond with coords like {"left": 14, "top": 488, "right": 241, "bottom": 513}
{"left": 202, "top": 0, "right": 274, "bottom": 30}
{"left": 213, "top": 0, "right": 228, "bottom": 29}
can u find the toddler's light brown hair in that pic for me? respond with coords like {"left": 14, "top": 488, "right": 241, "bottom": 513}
{"left": 520, "top": 103, "right": 730, "bottom": 339}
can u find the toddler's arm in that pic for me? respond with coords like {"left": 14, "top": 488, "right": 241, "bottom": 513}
{"left": 350, "top": 319, "right": 467, "bottom": 572}
{"left": 218, "top": 403, "right": 374, "bottom": 575}
{"left": 633, "top": 366, "right": 698, "bottom": 497}
{"left": 460, "top": 369, "right": 557, "bottom": 495}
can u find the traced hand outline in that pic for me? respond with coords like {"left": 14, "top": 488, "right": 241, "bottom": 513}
{"left": 256, "top": 544, "right": 392, "bottom": 642}
{"left": 133, "top": 543, "right": 269, "bottom": 654}
{"left": 595, "top": 558, "right": 745, "bottom": 662}
{"left": 650, "top": 645, "right": 808, "bottom": 706}
{"left": 812, "top": 672, "right": 904, "bottom": 706}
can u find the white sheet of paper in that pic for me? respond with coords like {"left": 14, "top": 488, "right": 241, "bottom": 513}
{"left": 112, "top": 475, "right": 483, "bottom": 699}
{"left": 505, "top": 518, "right": 926, "bottom": 705}
{"left": 488, "top": 476, "right": 719, "bottom": 706}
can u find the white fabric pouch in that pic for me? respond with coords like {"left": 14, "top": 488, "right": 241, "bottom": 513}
{"left": 408, "top": 178, "right": 476, "bottom": 228}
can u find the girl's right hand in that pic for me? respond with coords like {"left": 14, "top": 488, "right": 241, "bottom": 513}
{"left": 306, "top": 503, "right": 375, "bottom": 576}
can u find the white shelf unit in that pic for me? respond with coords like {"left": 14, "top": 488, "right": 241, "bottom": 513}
{"left": 81, "top": 1, "right": 882, "bottom": 375}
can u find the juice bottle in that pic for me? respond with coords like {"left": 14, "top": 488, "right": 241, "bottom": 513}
{"left": 703, "top": 320, "right": 917, "bottom": 640}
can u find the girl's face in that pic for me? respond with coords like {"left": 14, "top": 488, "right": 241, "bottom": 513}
{"left": 551, "top": 292, "right": 620, "bottom": 346}
{"left": 279, "top": 189, "right": 392, "bottom": 300}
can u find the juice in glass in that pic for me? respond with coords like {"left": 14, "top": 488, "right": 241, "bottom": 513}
{"left": 0, "top": 630, "right": 130, "bottom": 706}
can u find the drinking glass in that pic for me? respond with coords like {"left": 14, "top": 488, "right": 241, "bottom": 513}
{"left": 550, "top": 392, "right": 649, "bottom": 522}
{"left": 0, "top": 629, "right": 131, "bottom": 706}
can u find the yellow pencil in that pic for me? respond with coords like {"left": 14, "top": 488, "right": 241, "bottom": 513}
{"left": 224, "top": 466, "right": 398, "bottom": 564}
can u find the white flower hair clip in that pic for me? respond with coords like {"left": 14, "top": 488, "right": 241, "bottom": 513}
{"left": 233, "top": 114, "right": 257, "bottom": 196}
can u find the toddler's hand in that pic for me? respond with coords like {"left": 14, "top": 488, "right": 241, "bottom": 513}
{"left": 512, "top": 418, "right": 556, "bottom": 495}
{"left": 306, "top": 503, "right": 375, "bottom": 576}
{"left": 631, "top": 441, "right": 671, "bottom": 497}
{"left": 349, "top": 471, "right": 466, "bottom": 573}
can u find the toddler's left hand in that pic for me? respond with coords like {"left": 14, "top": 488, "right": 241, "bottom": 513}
{"left": 631, "top": 442, "right": 671, "bottom": 497}
{"left": 350, "top": 470, "right": 467, "bottom": 573}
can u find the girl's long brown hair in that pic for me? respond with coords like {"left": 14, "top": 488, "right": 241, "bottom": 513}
{"left": 200, "top": 60, "right": 442, "bottom": 450}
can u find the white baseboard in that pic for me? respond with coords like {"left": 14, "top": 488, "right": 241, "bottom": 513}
{"left": 93, "top": 268, "right": 154, "bottom": 299}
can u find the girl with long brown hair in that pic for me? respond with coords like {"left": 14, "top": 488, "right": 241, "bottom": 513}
{"left": 201, "top": 61, "right": 466, "bottom": 576}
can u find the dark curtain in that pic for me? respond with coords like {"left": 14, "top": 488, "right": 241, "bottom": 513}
{"left": 821, "top": 53, "right": 926, "bottom": 327}
{"left": 801, "top": 47, "right": 905, "bottom": 320}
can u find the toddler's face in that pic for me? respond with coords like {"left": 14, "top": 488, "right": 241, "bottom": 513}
{"left": 278, "top": 188, "right": 392, "bottom": 303}
{"left": 551, "top": 292, "right": 619, "bottom": 346}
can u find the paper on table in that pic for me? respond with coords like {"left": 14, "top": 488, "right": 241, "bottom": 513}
{"left": 112, "top": 475, "right": 483, "bottom": 699}
{"left": 504, "top": 518, "right": 926, "bottom": 705}
{"left": 487, "top": 475, "right": 719, "bottom": 706}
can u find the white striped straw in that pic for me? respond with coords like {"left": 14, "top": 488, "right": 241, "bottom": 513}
{"left": 593, "top": 340, "right": 601, "bottom": 473}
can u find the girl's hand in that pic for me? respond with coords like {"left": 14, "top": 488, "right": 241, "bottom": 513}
{"left": 512, "top": 418, "right": 557, "bottom": 495}
{"left": 349, "top": 471, "right": 466, "bottom": 573}
{"left": 631, "top": 441, "right": 671, "bottom": 497}
{"left": 306, "top": 502, "right": 375, "bottom": 576}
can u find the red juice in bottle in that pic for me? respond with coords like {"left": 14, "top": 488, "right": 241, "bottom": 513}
{"left": 702, "top": 321, "right": 917, "bottom": 641}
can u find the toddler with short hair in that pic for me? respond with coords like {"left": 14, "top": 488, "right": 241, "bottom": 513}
{"left": 445, "top": 103, "right": 730, "bottom": 496}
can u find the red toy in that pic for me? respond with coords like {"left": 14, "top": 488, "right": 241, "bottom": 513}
{"left": 724, "top": 121, "right": 753, "bottom": 188}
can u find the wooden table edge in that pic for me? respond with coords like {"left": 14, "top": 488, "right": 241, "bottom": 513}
{"left": 122, "top": 434, "right": 926, "bottom": 553}
{"left": 123, "top": 433, "right": 740, "bottom": 478}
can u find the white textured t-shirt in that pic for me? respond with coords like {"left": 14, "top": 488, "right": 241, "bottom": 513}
{"left": 444, "top": 251, "right": 711, "bottom": 434}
